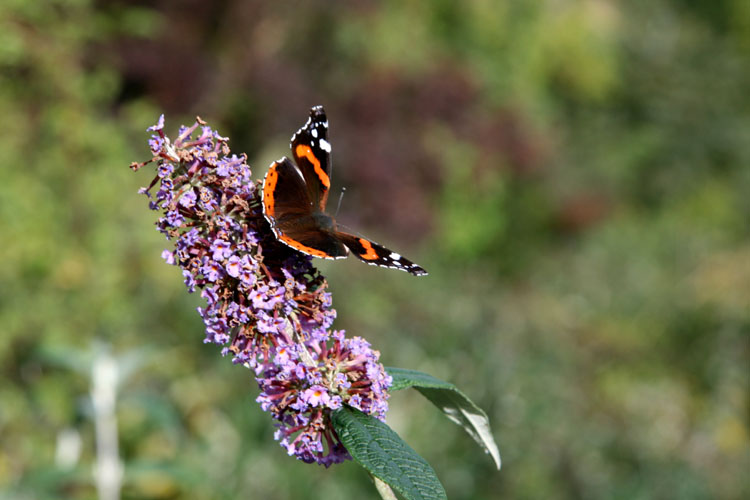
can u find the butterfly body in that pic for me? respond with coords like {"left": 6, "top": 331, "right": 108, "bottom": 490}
{"left": 310, "top": 212, "right": 337, "bottom": 233}
{"left": 262, "top": 106, "right": 427, "bottom": 276}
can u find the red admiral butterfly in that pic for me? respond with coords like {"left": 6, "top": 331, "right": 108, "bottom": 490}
{"left": 262, "top": 106, "right": 427, "bottom": 276}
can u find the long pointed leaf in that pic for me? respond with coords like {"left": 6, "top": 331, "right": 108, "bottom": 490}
{"left": 387, "top": 367, "right": 501, "bottom": 470}
{"left": 332, "top": 406, "right": 447, "bottom": 500}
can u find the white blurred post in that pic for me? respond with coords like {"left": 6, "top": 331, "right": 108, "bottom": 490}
{"left": 91, "top": 352, "right": 123, "bottom": 500}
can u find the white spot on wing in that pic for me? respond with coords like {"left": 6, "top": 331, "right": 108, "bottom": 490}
{"left": 319, "top": 139, "right": 331, "bottom": 152}
{"left": 389, "top": 252, "right": 401, "bottom": 260}
{"left": 311, "top": 129, "right": 318, "bottom": 138}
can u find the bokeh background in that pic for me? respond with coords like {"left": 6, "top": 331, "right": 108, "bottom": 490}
{"left": 1, "top": 1, "right": 749, "bottom": 499}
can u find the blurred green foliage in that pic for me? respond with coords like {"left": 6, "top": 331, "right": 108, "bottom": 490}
{"left": 1, "top": 0, "right": 748, "bottom": 499}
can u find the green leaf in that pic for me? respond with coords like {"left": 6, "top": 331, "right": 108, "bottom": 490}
{"left": 387, "top": 367, "right": 501, "bottom": 470}
{"left": 332, "top": 406, "right": 447, "bottom": 500}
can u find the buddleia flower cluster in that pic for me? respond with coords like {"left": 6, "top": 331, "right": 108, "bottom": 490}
{"left": 130, "top": 115, "right": 392, "bottom": 466}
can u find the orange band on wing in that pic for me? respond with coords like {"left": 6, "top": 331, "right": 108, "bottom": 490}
{"left": 263, "top": 165, "right": 278, "bottom": 217}
{"left": 295, "top": 144, "right": 330, "bottom": 189}
{"left": 358, "top": 238, "right": 379, "bottom": 260}
{"left": 280, "top": 234, "right": 331, "bottom": 258}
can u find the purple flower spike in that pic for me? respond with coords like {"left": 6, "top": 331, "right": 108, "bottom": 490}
{"left": 132, "top": 115, "right": 392, "bottom": 466}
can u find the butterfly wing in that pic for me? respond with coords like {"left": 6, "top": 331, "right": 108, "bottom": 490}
{"left": 334, "top": 231, "right": 428, "bottom": 276}
{"left": 262, "top": 157, "right": 348, "bottom": 259}
{"left": 291, "top": 105, "right": 332, "bottom": 212}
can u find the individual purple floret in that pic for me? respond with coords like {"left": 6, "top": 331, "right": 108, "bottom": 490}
{"left": 130, "top": 115, "right": 391, "bottom": 466}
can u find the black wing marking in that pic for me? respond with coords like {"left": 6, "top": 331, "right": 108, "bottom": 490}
{"left": 291, "top": 105, "right": 332, "bottom": 211}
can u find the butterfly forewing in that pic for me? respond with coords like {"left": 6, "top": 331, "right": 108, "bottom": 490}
{"left": 334, "top": 231, "right": 428, "bottom": 276}
{"left": 291, "top": 105, "right": 332, "bottom": 211}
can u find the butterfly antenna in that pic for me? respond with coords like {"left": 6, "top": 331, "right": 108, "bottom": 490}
{"left": 335, "top": 187, "right": 346, "bottom": 217}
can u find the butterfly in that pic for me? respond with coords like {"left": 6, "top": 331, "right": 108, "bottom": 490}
{"left": 262, "top": 105, "right": 427, "bottom": 276}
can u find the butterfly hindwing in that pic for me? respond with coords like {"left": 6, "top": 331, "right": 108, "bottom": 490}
{"left": 275, "top": 227, "right": 349, "bottom": 260}
{"left": 291, "top": 105, "right": 332, "bottom": 211}
{"left": 262, "top": 157, "right": 348, "bottom": 260}
{"left": 335, "top": 231, "right": 428, "bottom": 276}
